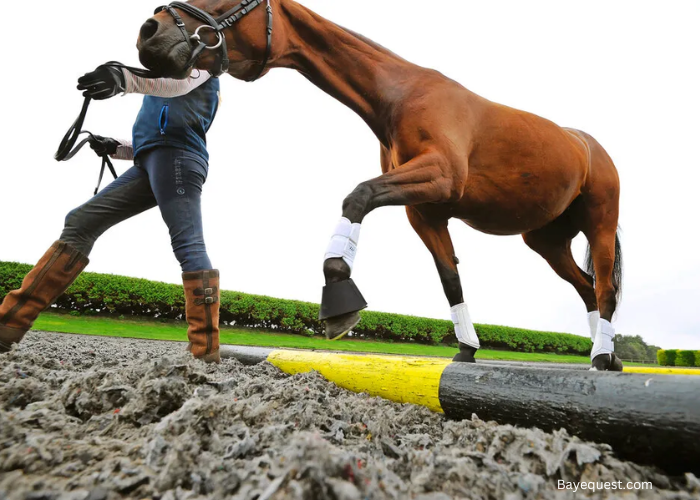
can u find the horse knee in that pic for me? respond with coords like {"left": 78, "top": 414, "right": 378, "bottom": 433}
{"left": 342, "top": 182, "right": 374, "bottom": 222}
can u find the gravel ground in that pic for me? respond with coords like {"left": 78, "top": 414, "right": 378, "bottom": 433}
{"left": 1, "top": 331, "right": 698, "bottom": 500}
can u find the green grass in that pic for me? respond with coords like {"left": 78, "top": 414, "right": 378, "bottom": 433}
{"left": 32, "top": 311, "right": 625, "bottom": 365}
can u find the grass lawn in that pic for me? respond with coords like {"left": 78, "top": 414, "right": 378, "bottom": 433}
{"left": 33, "top": 311, "right": 632, "bottom": 365}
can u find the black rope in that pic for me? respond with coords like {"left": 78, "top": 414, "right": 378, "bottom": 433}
{"left": 54, "top": 95, "right": 119, "bottom": 194}
{"left": 55, "top": 62, "right": 158, "bottom": 194}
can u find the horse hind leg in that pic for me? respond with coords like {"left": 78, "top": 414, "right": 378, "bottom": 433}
{"left": 585, "top": 226, "right": 624, "bottom": 371}
{"left": 578, "top": 130, "right": 623, "bottom": 371}
{"left": 522, "top": 212, "right": 599, "bottom": 334}
{"left": 406, "top": 208, "right": 478, "bottom": 362}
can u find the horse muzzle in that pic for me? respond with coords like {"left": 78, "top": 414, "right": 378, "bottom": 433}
{"left": 137, "top": 18, "right": 193, "bottom": 78}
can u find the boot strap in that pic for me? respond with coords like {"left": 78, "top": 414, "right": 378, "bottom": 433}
{"left": 194, "top": 287, "right": 218, "bottom": 296}
{"left": 194, "top": 296, "right": 219, "bottom": 305}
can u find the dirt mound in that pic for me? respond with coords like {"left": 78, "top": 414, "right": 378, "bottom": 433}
{"left": 1, "top": 332, "right": 697, "bottom": 499}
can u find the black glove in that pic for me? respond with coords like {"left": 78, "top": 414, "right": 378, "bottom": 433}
{"left": 88, "top": 135, "right": 120, "bottom": 157}
{"left": 77, "top": 64, "right": 126, "bottom": 100}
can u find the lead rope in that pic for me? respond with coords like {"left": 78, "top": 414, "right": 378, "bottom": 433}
{"left": 54, "top": 96, "right": 117, "bottom": 195}
{"left": 55, "top": 62, "right": 159, "bottom": 194}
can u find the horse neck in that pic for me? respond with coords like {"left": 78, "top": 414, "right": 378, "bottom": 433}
{"left": 272, "top": 0, "right": 413, "bottom": 141}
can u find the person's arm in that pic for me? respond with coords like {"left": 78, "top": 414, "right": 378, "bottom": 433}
{"left": 122, "top": 69, "right": 212, "bottom": 97}
{"left": 111, "top": 139, "right": 134, "bottom": 161}
{"left": 78, "top": 64, "right": 213, "bottom": 100}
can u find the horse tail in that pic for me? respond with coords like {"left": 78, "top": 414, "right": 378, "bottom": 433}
{"left": 584, "top": 227, "right": 623, "bottom": 302}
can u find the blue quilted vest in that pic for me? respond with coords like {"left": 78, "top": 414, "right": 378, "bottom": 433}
{"left": 132, "top": 77, "right": 220, "bottom": 162}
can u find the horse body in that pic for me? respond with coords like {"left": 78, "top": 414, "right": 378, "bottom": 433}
{"left": 380, "top": 78, "right": 593, "bottom": 236}
{"left": 138, "top": 0, "right": 622, "bottom": 369}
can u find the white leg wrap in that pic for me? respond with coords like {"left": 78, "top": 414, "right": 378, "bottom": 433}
{"left": 591, "top": 318, "right": 615, "bottom": 361}
{"left": 325, "top": 217, "right": 362, "bottom": 271}
{"left": 587, "top": 311, "right": 600, "bottom": 342}
{"left": 451, "top": 303, "right": 480, "bottom": 349}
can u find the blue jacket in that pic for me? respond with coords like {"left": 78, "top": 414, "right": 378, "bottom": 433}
{"left": 132, "top": 77, "right": 220, "bottom": 162}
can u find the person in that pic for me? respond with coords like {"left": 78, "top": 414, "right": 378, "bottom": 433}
{"left": 0, "top": 64, "right": 223, "bottom": 363}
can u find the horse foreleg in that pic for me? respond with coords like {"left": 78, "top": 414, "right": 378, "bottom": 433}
{"left": 322, "top": 153, "right": 456, "bottom": 340}
{"left": 406, "top": 208, "right": 479, "bottom": 362}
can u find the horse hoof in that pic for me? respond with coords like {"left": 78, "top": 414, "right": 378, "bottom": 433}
{"left": 452, "top": 343, "right": 478, "bottom": 363}
{"left": 590, "top": 353, "right": 624, "bottom": 372}
{"left": 324, "top": 311, "right": 361, "bottom": 340}
{"left": 609, "top": 353, "right": 624, "bottom": 371}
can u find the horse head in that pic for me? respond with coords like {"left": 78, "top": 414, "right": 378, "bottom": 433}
{"left": 137, "top": 0, "right": 273, "bottom": 80}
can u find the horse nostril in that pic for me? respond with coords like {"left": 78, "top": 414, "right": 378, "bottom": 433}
{"left": 140, "top": 19, "right": 159, "bottom": 42}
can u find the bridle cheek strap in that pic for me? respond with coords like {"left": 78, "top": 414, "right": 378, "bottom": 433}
{"left": 187, "top": 42, "right": 210, "bottom": 69}
{"left": 164, "top": 6, "right": 190, "bottom": 43}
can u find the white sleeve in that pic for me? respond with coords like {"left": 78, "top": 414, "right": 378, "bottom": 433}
{"left": 111, "top": 139, "right": 134, "bottom": 161}
{"left": 122, "top": 69, "right": 212, "bottom": 97}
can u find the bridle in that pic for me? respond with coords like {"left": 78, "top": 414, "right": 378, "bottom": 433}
{"left": 154, "top": 0, "right": 273, "bottom": 80}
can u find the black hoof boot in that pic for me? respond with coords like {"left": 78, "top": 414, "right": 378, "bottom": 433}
{"left": 591, "top": 353, "right": 624, "bottom": 372}
{"left": 319, "top": 278, "right": 367, "bottom": 340}
{"left": 452, "top": 343, "right": 478, "bottom": 363}
{"left": 324, "top": 310, "right": 362, "bottom": 341}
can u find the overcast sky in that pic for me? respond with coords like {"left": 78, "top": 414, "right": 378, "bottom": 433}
{"left": 1, "top": 1, "right": 698, "bottom": 350}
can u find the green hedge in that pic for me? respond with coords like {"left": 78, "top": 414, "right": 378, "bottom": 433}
{"left": 657, "top": 349, "right": 700, "bottom": 367}
{"left": 676, "top": 350, "right": 696, "bottom": 367}
{"left": 657, "top": 350, "right": 667, "bottom": 366}
{"left": 0, "top": 261, "right": 592, "bottom": 354}
{"left": 665, "top": 350, "right": 678, "bottom": 366}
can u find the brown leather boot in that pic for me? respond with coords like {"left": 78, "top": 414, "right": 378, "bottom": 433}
{"left": 0, "top": 241, "right": 89, "bottom": 353}
{"left": 182, "top": 269, "right": 220, "bottom": 363}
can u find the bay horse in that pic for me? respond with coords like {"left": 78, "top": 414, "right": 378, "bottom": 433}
{"left": 136, "top": 0, "right": 623, "bottom": 370}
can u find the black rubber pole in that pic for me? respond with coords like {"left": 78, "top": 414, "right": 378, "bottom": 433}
{"left": 439, "top": 363, "right": 700, "bottom": 475}
{"left": 220, "top": 346, "right": 274, "bottom": 365}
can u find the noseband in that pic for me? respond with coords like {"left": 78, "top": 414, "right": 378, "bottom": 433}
{"left": 154, "top": 0, "right": 273, "bottom": 80}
